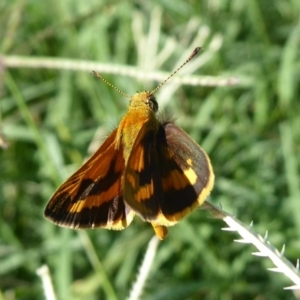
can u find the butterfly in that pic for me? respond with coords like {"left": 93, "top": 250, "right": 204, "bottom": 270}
{"left": 44, "top": 47, "right": 214, "bottom": 240}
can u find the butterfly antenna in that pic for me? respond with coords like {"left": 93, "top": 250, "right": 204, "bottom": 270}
{"left": 150, "top": 47, "right": 202, "bottom": 95}
{"left": 92, "top": 71, "right": 131, "bottom": 99}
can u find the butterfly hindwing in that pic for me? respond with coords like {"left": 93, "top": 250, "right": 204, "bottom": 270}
{"left": 44, "top": 129, "right": 135, "bottom": 230}
{"left": 124, "top": 120, "right": 214, "bottom": 227}
{"left": 157, "top": 121, "right": 214, "bottom": 224}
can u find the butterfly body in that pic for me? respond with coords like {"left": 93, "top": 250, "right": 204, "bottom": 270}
{"left": 118, "top": 92, "right": 158, "bottom": 164}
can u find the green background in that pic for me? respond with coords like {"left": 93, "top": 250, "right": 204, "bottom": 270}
{"left": 1, "top": 0, "right": 300, "bottom": 299}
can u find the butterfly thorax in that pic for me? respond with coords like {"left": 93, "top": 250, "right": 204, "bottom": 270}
{"left": 117, "top": 91, "right": 159, "bottom": 163}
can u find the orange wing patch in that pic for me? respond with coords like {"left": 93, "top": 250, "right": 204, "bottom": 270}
{"left": 44, "top": 130, "right": 135, "bottom": 230}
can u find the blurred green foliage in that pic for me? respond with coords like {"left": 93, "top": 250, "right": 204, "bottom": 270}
{"left": 1, "top": 0, "right": 300, "bottom": 299}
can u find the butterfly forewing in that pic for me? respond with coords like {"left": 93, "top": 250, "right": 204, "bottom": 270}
{"left": 124, "top": 124, "right": 163, "bottom": 219}
{"left": 124, "top": 121, "right": 214, "bottom": 226}
{"left": 45, "top": 130, "right": 135, "bottom": 230}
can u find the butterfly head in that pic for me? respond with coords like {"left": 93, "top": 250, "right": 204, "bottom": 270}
{"left": 129, "top": 91, "right": 158, "bottom": 113}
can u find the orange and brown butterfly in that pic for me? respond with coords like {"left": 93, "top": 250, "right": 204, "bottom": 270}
{"left": 44, "top": 47, "right": 214, "bottom": 240}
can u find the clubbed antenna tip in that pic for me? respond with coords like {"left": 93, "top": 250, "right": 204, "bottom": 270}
{"left": 150, "top": 47, "right": 202, "bottom": 95}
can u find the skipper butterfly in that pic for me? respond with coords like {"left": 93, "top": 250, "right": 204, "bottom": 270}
{"left": 44, "top": 47, "right": 214, "bottom": 240}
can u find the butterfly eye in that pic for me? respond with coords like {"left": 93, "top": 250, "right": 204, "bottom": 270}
{"left": 147, "top": 95, "right": 158, "bottom": 112}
